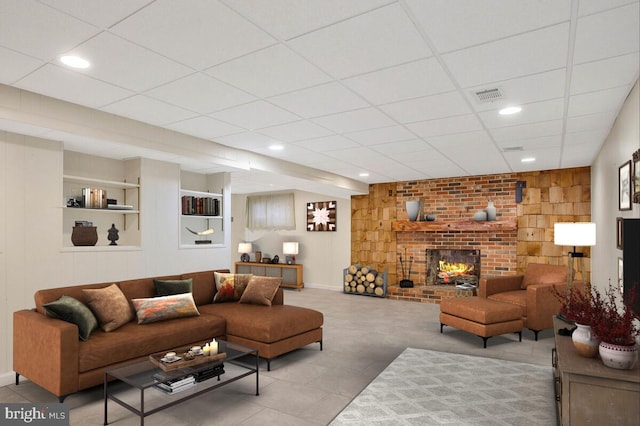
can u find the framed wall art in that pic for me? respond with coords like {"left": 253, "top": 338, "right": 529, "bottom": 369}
{"left": 618, "top": 257, "right": 624, "bottom": 294}
{"left": 616, "top": 217, "right": 624, "bottom": 250}
{"left": 307, "top": 201, "right": 336, "bottom": 231}
{"left": 633, "top": 149, "right": 640, "bottom": 204}
{"left": 618, "top": 160, "right": 632, "bottom": 211}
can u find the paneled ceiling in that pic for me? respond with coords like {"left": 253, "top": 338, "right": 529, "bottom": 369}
{"left": 0, "top": 0, "right": 638, "bottom": 196}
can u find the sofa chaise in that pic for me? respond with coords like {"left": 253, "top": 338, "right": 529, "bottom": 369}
{"left": 13, "top": 269, "right": 323, "bottom": 401}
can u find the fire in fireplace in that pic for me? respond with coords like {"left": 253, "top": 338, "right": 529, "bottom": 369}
{"left": 426, "top": 249, "right": 481, "bottom": 286}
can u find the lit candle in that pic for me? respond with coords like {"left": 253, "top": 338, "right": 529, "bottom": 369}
{"left": 210, "top": 339, "right": 218, "bottom": 354}
{"left": 203, "top": 343, "right": 211, "bottom": 356}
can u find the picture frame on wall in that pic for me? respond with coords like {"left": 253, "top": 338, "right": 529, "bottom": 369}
{"left": 307, "top": 201, "right": 337, "bottom": 231}
{"left": 618, "top": 257, "right": 624, "bottom": 294}
{"left": 618, "top": 160, "right": 632, "bottom": 211}
{"left": 633, "top": 149, "right": 640, "bottom": 204}
{"left": 616, "top": 217, "right": 624, "bottom": 250}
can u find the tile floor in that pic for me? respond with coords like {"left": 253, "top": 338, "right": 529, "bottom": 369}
{"left": 1, "top": 288, "right": 555, "bottom": 425}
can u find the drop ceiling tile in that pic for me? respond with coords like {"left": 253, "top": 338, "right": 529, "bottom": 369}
{"left": 579, "top": 0, "right": 638, "bottom": 16}
{"left": 568, "top": 86, "right": 631, "bottom": 117}
{"left": 205, "top": 44, "right": 330, "bottom": 98}
{"left": 561, "top": 143, "right": 601, "bottom": 168}
{"left": 324, "top": 146, "right": 389, "bottom": 163}
{"left": 479, "top": 98, "right": 565, "bottom": 129}
{"left": 226, "top": 0, "right": 392, "bottom": 40}
{"left": 344, "top": 125, "right": 415, "bottom": 145}
{"left": 496, "top": 135, "right": 561, "bottom": 150}
{"left": 16, "top": 64, "right": 132, "bottom": 108}
{"left": 402, "top": 156, "right": 467, "bottom": 178}
{"left": 564, "top": 129, "right": 609, "bottom": 146}
{"left": 101, "top": 95, "right": 197, "bottom": 125}
{"left": 0, "top": 46, "right": 44, "bottom": 84}
{"left": 110, "top": 0, "right": 275, "bottom": 70}
{"left": 457, "top": 155, "right": 511, "bottom": 176}
{"left": 0, "top": 0, "right": 99, "bottom": 60}
{"left": 380, "top": 91, "right": 471, "bottom": 123}
{"left": 210, "top": 101, "right": 299, "bottom": 130}
{"left": 39, "top": 0, "right": 153, "bottom": 29}
{"left": 258, "top": 120, "right": 333, "bottom": 142}
{"left": 466, "top": 68, "right": 566, "bottom": 112}
{"left": 166, "top": 116, "right": 243, "bottom": 140}
{"left": 427, "top": 130, "right": 494, "bottom": 149}
{"left": 371, "top": 139, "right": 432, "bottom": 156}
{"left": 573, "top": 3, "right": 640, "bottom": 64}
{"left": 566, "top": 111, "right": 616, "bottom": 133}
{"left": 489, "top": 120, "right": 563, "bottom": 142}
{"left": 343, "top": 58, "right": 455, "bottom": 105}
{"left": 407, "top": 114, "right": 484, "bottom": 139}
{"left": 145, "top": 73, "right": 256, "bottom": 114}
{"left": 293, "top": 135, "right": 359, "bottom": 152}
{"left": 504, "top": 147, "right": 561, "bottom": 172}
{"left": 570, "top": 53, "right": 640, "bottom": 95}
{"left": 288, "top": 3, "right": 431, "bottom": 79}
{"left": 312, "top": 108, "right": 395, "bottom": 133}
{"left": 67, "top": 32, "right": 193, "bottom": 91}
{"left": 442, "top": 23, "right": 569, "bottom": 88}
{"left": 406, "top": 0, "right": 571, "bottom": 53}
{"left": 268, "top": 82, "right": 368, "bottom": 118}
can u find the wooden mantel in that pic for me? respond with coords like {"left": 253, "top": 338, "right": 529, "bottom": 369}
{"left": 391, "top": 218, "right": 517, "bottom": 232}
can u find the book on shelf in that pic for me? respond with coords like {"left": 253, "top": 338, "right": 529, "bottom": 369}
{"left": 107, "top": 204, "right": 134, "bottom": 210}
{"left": 181, "top": 196, "right": 220, "bottom": 216}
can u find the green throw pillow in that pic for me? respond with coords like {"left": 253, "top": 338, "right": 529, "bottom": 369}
{"left": 154, "top": 278, "right": 193, "bottom": 296}
{"left": 43, "top": 295, "right": 98, "bottom": 341}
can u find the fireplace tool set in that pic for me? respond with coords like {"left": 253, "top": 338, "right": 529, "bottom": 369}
{"left": 399, "top": 248, "right": 414, "bottom": 288}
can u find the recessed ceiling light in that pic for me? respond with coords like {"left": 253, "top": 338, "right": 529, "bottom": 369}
{"left": 499, "top": 106, "right": 522, "bottom": 115}
{"left": 269, "top": 144, "right": 284, "bottom": 151}
{"left": 521, "top": 157, "right": 536, "bottom": 163}
{"left": 60, "top": 55, "right": 90, "bottom": 69}
{"left": 359, "top": 172, "right": 369, "bottom": 177}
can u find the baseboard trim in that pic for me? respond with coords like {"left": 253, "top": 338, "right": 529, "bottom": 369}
{"left": 0, "top": 371, "right": 18, "bottom": 387}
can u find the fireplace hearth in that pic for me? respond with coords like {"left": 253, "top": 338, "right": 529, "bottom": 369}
{"left": 426, "top": 249, "right": 481, "bottom": 286}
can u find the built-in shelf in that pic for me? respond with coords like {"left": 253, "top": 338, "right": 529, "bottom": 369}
{"left": 392, "top": 218, "right": 517, "bottom": 232}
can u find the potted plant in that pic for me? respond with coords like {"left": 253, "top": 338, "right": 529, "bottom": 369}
{"left": 591, "top": 282, "right": 639, "bottom": 370}
{"left": 552, "top": 285, "right": 603, "bottom": 357}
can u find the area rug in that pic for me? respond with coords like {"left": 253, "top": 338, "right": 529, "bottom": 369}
{"left": 330, "top": 348, "right": 556, "bottom": 426}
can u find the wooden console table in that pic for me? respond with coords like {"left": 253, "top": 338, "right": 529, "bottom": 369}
{"left": 235, "top": 262, "right": 304, "bottom": 291}
{"left": 553, "top": 317, "right": 640, "bottom": 426}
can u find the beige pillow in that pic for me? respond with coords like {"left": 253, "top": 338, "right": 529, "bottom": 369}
{"left": 239, "top": 276, "right": 282, "bottom": 306}
{"left": 83, "top": 284, "right": 133, "bottom": 331}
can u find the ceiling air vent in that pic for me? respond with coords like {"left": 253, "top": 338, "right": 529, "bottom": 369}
{"left": 473, "top": 88, "right": 502, "bottom": 103}
{"left": 502, "top": 146, "right": 523, "bottom": 152}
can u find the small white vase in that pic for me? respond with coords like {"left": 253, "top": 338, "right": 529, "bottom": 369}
{"left": 406, "top": 201, "right": 420, "bottom": 221}
{"left": 571, "top": 323, "right": 600, "bottom": 358}
{"left": 599, "top": 341, "right": 638, "bottom": 370}
{"left": 486, "top": 201, "right": 497, "bottom": 221}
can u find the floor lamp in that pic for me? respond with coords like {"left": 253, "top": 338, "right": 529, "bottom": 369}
{"left": 554, "top": 222, "right": 596, "bottom": 292}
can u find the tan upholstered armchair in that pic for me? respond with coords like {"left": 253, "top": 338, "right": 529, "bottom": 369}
{"left": 478, "top": 263, "right": 582, "bottom": 340}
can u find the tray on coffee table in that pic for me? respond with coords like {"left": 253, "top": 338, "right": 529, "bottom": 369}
{"left": 149, "top": 346, "right": 226, "bottom": 372}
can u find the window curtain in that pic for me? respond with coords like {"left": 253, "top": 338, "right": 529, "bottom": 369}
{"left": 246, "top": 193, "right": 296, "bottom": 230}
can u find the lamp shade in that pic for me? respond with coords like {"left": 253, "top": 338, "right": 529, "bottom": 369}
{"left": 554, "top": 222, "right": 596, "bottom": 247}
{"left": 238, "top": 242, "right": 252, "bottom": 254}
{"left": 282, "top": 242, "right": 299, "bottom": 255}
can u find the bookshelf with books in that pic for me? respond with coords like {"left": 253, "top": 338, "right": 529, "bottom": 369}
{"left": 62, "top": 153, "right": 141, "bottom": 250}
{"left": 180, "top": 172, "right": 225, "bottom": 248}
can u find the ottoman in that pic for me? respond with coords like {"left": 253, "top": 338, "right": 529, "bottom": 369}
{"left": 440, "top": 297, "right": 524, "bottom": 347}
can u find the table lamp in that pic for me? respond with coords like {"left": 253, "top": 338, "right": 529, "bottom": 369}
{"left": 238, "top": 242, "right": 252, "bottom": 262}
{"left": 283, "top": 242, "right": 299, "bottom": 264}
{"left": 554, "top": 222, "right": 596, "bottom": 290}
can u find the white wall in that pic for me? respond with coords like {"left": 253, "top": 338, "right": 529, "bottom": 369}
{"left": 0, "top": 135, "right": 231, "bottom": 385}
{"left": 231, "top": 191, "right": 351, "bottom": 290}
{"left": 591, "top": 81, "right": 640, "bottom": 291}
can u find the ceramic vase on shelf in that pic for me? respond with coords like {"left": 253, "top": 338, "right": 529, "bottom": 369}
{"left": 599, "top": 341, "right": 638, "bottom": 370}
{"left": 486, "top": 200, "right": 497, "bottom": 221}
{"left": 571, "top": 323, "right": 600, "bottom": 358}
{"left": 406, "top": 201, "right": 420, "bottom": 221}
{"left": 473, "top": 210, "right": 487, "bottom": 221}
{"left": 255, "top": 251, "right": 262, "bottom": 263}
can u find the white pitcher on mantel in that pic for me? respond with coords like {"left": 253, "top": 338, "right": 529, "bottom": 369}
{"left": 486, "top": 200, "right": 497, "bottom": 221}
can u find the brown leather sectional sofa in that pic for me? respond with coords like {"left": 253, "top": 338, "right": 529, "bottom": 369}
{"left": 13, "top": 270, "right": 323, "bottom": 400}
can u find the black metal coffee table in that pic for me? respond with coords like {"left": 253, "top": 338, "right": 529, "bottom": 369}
{"left": 104, "top": 340, "right": 258, "bottom": 425}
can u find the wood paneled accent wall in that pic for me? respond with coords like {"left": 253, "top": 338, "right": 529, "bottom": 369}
{"left": 350, "top": 167, "right": 591, "bottom": 292}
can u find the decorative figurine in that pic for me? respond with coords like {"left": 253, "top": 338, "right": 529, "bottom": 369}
{"left": 108, "top": 224, "right": 119, "bottom": 246}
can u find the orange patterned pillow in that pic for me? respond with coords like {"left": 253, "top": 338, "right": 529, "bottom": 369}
{"left": 213, "top": 272, "right": 253, "bottom": 303}
{"left": 132, "top": 293, "right": 200, "bottom": 324}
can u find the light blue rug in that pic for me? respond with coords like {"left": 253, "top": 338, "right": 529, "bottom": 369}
{"left": 330, "top": 348, "right": 556, "bottom": 426}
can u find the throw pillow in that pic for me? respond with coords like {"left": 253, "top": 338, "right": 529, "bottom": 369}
{"left": 154, "top": 278, "right": 193, "bottom": 296}
{"left": 521, "top": 263, "right": 568, "bottom": 289}
{"left": 239, "top": 276, "right": 281, "bottom": 306}
{"left": 83, "top": 284, "right": 133, "bottom": 332}
{"left": 213, "top": 272, "right": 253, "bottom": 303}
{"left": 132, "top": 293, "right": 200, "bottom": 324}
{"left": 43, "top": 295, "right": 98, "bottom": 341}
